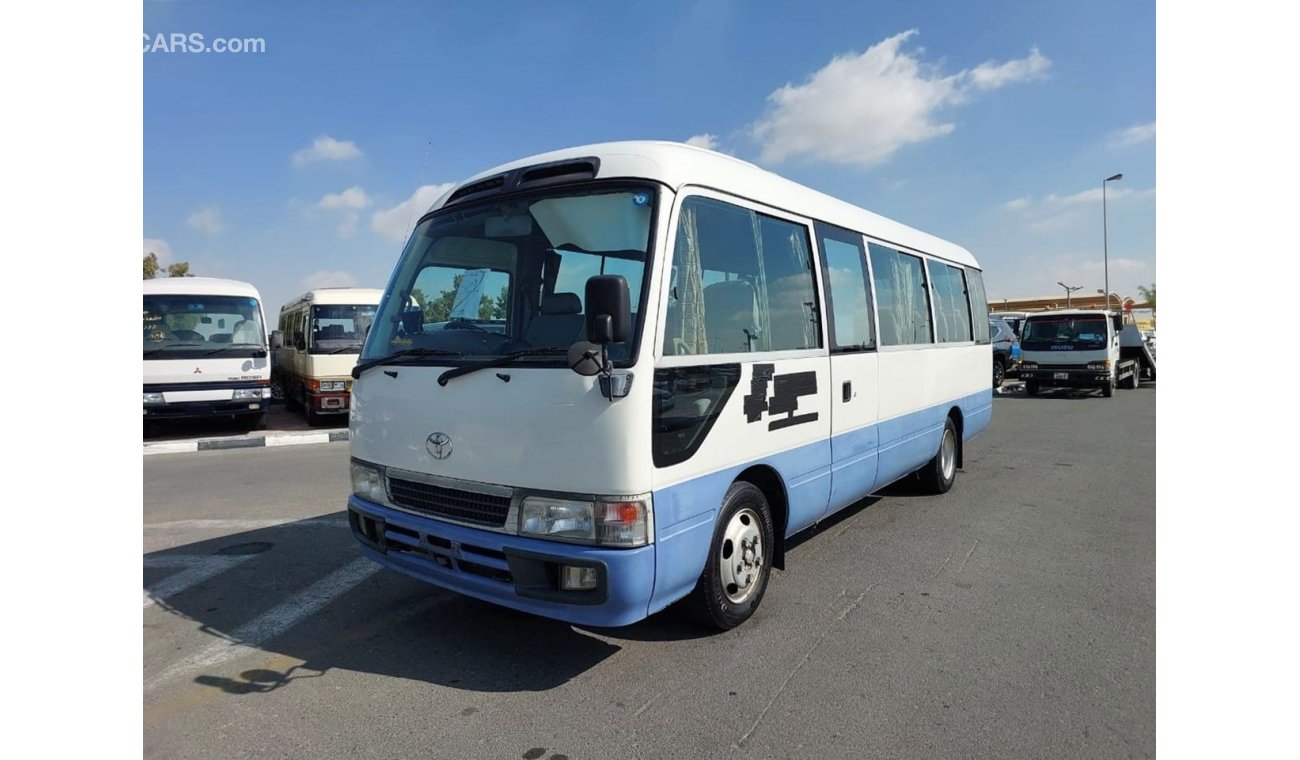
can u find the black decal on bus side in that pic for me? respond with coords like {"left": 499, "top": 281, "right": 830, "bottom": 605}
{"left": 767, "top": 371, "right": 819, "bottom": 430}
{"left": 743, "top": 364, "right": 774, "bottom": 422}
{"left": 742, "top": 364, "right": 820, "bottom": 431}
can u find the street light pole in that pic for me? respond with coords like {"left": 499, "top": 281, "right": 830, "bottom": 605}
{"left": 1057, "top": 281, "right": 1082, "bottom": 309}
{"left": 1104, "top": 172, "right": 1123, "bottom": 312}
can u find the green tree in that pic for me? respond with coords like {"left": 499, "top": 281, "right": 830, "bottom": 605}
{"left": 1137, "top": 283, "right": 1156, "bottom": 309}
{"left": 144, "top": 252, "right": 160, "bottom": 279}
{"left": 167, "top": 261, "right": 192, "bottom": 278}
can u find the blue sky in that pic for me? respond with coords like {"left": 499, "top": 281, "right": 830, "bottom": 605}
{"left": 144, "top": 0, "right": 1155, "bottom": 313}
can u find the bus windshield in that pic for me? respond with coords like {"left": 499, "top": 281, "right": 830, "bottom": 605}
{"left": 1021, "top": 315, "right": 1108, "bottom": 351}
{"left": 310, "top": 304, "right": 377, "bottom": 354}
{"left": 144, "top": 294, "right": 265, "bottom": 357}
{"left": 362, "top": 184, "right": 656, "bottom": 366}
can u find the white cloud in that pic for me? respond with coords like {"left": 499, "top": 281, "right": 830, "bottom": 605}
{"left": 315, "top": 187, "right": 372, "bottom": 238}
{"left": 300, "top": 270, "right": 358, "bottom": 291}
{"left": 685, "top": 134, "right": 719, "bottom": 150}
{"left": 751, "top": 30, "right": 1050, "bottom": 167}
{"left": 185, "top": 206, "right": 224, "bottom": 236}
{"left": 317, "top": 186, "right": 371, "bottom": 210}
{"left": 292, "top": 135, "right": 363, "bottom": 166}
{"left": 143, "top": 238, "right": 172, "bottom": 265}
{"left": 1002, "top": 196, "right": 1031, "bottom": 211}
{"left": 371, "top": 183, "right": 456, "bottom": 243}
{"left": 1110, "top": 121, "right": 1156, "bottom": 147}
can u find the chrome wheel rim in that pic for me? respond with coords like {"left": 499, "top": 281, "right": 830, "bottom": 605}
{"left": 720, "top": 507, "right": 764, "bottom": 604}
{"left": 940, "top": 428, "right": 956, "bottom": 482}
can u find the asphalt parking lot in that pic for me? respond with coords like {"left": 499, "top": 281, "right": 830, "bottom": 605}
{"left": 144, "top": 382, "right": 1155, "bottom": 759}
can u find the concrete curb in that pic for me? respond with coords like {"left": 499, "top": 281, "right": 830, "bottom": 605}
{"left": 144, "top": 430, "right": 349, "bottom": 456}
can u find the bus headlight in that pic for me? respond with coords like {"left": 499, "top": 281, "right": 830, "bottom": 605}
{"left": 1087, "top": 360, "right": 1111, "bottom": 371}
{"left": 520, "top": 497, "right": 595, "bottom": 541}
{"left": 143, "top": 392, "right": 164, "bottom": 404}
{"left": 350, "top": 460, "right": 387, "bottom": 504}
{"left": 1019, "top": 361, "right": 1038, "bottom": 370}
{"left": 232, "top": 388, "right": 268, "bottom": 400}
{"left": 520, "top": 495, "right": 653, "bottom": 547}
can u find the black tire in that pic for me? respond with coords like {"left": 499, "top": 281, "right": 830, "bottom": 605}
{"left": 246, "top": 412, "right": 267, "bottom": 431}
{"left": 285, "top": 384, "right": 302, "bottom": 412}
{"left": 1025, "top": 381, "right": 1039, "bottom": 396}
{"left": 687, "top": 481, "right": 775, "bottom": 631}
{"left": 917, "top": 417, "right": 959, "bottom": 495}
{"left": 992, "top": 358, "right": 1006, "bottom": 388}
{"left": 1102, "top": 376, "right": 1115, "bottom": 397}
{"left": 305, "top": 406, "right": 322, "bottom": 427}
{"left": 1125, "top": 367, "right": 1140, "bottom": 389}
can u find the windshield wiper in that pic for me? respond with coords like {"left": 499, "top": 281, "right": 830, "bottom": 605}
{"left": 203, "top": 345, "right": 264, "bottom": 356}
{"left": 437, "top": 347, "right": 568, "bottom": 387}
{"left": 328, "top": 345, "right": 363, "bottom": 354}
{"left": 351, "top": 347, "right": 463, "bottom": 379}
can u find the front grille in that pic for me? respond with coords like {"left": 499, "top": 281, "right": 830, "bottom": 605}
{"left": 387, "top": 478, "right": 512, "bottom": 527}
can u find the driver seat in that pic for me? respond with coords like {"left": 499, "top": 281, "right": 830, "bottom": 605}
{"left": 524, "top": 292, "right": 583, "bottom": 347}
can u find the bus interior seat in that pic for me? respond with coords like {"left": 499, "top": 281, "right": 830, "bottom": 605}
{"left": 316, "top": 324, "right": 345, "bottom": 341}
{"left": 171, "top": 329, "right": 204, "bottom": 342}
{"left": 525, "top": 292, "right": 584, "bottom": 347}
{"left": 208, "top": 333, "right": 233, "bottom": 343}
{"left": 703, "top": 280, "right": 757, "bottom": 353}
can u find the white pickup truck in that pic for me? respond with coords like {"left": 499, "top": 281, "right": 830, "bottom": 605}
{"left": 1017, "top": 309, "right": 1155, "bottom": 397}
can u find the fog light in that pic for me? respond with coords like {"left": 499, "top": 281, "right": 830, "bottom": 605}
{"left": 560, "top": 565, "right": 598, "bottom": 591}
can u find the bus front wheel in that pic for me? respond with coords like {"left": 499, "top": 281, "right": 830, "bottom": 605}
{"left": 918, "top": 417, "right": 958, "bottom": 495}
{"left": 688, "top": 481, "right": 775, "bottom": 631}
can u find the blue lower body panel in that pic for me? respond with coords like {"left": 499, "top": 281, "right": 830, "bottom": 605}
{"left": 348, "top": 496, "right": 656, "bottom": 627}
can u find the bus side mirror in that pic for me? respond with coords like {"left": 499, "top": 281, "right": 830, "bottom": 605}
{"left": 294, "top": 332, "right": 306, "bottom": 351}
{"left": 1111, "top": 315, "right": 1123, "bottom": 333}
{"left": 585, "top": 275, "right": 630, "bottom": 345}
{"left": 270, "top": 330, "right": 284, "bottom": 349}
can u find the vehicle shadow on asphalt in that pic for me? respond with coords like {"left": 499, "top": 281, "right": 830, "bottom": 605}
{"left": 993, "top": 380, "right": 1157, "bottom": 401}
{"left": 146, "top": 514, "right": 702, "bottom": 696}
{"left": 144, "top": 403, "right": 346, "bottom": 442}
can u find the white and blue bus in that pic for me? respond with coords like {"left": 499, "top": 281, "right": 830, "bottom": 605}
{"left": 347, "top": 141, "right": 992, "bottom": 629}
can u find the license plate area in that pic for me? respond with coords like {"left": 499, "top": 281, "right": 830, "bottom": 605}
{"left": 1053, "top": 372, "right": 1069, "bottom": 380}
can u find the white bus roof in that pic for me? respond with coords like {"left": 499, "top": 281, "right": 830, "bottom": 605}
{"left": 428, "top": 141, "right": 979, "bottom": 269}
{"left": 143, "top": 277, "right": 262, "bottom": 299}
{"left": 280, "top": 287, "right": 386, "bottom": 312}
{"left": 1024, "top": 309, "right": 1113, "bottom": 318}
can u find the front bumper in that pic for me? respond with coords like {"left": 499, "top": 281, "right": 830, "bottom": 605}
{"left": 144, "top": 399, "right": 266, "bottom": 419}
{"left": 308, "top": 391, "right": 351, "bottom": 415}
{"left": 1019, "top": 368, "right": 1110, "bottom": 388}
{"left": 348, "top": 495, "right": 656, "bottom": 627}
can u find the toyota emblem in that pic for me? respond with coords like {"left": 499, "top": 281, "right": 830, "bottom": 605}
{"left": 426, "top": 432, "right": 452, "bottom": 460}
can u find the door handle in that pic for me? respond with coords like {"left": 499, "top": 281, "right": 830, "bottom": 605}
{"left": 842, "top": 381, "right": 852, "bottom": 403}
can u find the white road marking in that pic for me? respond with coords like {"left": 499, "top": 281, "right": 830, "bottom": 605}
{"left": 144, "top": 516, "right": 349, "bottom": 532}
{"left": 265, "top": 433, "right": 332, "bottom": 446}
{"left": 143, "top": 441, "right": 199, "bottom": 455}
{"left": 144, "top": 555, "right": 256, "bottom": 608}
{"left": 145, "top": 557, "right": 380, "bottom": 691}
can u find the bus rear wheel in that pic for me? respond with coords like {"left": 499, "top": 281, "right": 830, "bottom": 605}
{"left": 687, "top": 481, "right": 774, "bottom": 631}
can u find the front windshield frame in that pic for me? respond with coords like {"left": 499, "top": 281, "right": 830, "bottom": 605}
{"left": 144, "top": 293, "right": 267, "bottom": 358}
{"left": 362, "top": 180, "right": 663, "bottom": 370}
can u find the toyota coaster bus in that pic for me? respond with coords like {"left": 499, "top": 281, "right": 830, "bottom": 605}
{"left": 347, "top": 141, "right": 992, "bottom": 629}
{"left": 272, "top": 287, "right": 384, "bottom": 424}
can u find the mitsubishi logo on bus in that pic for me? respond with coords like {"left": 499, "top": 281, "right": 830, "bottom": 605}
{"left": 426, "top": 432, "right": 453, "bottom": 460}
{"left": 193, "top": 367, "right": 203, "bottom": 373}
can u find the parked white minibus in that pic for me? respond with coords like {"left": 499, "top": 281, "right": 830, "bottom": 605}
{"left": 143, "top": 277, "right": 271, "bottom": 430}
{"left": 271, "top": 288, "right": 383, "bottom": 425}
{"left": 347, "top": 141, "right": 992, "bottom": 629}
